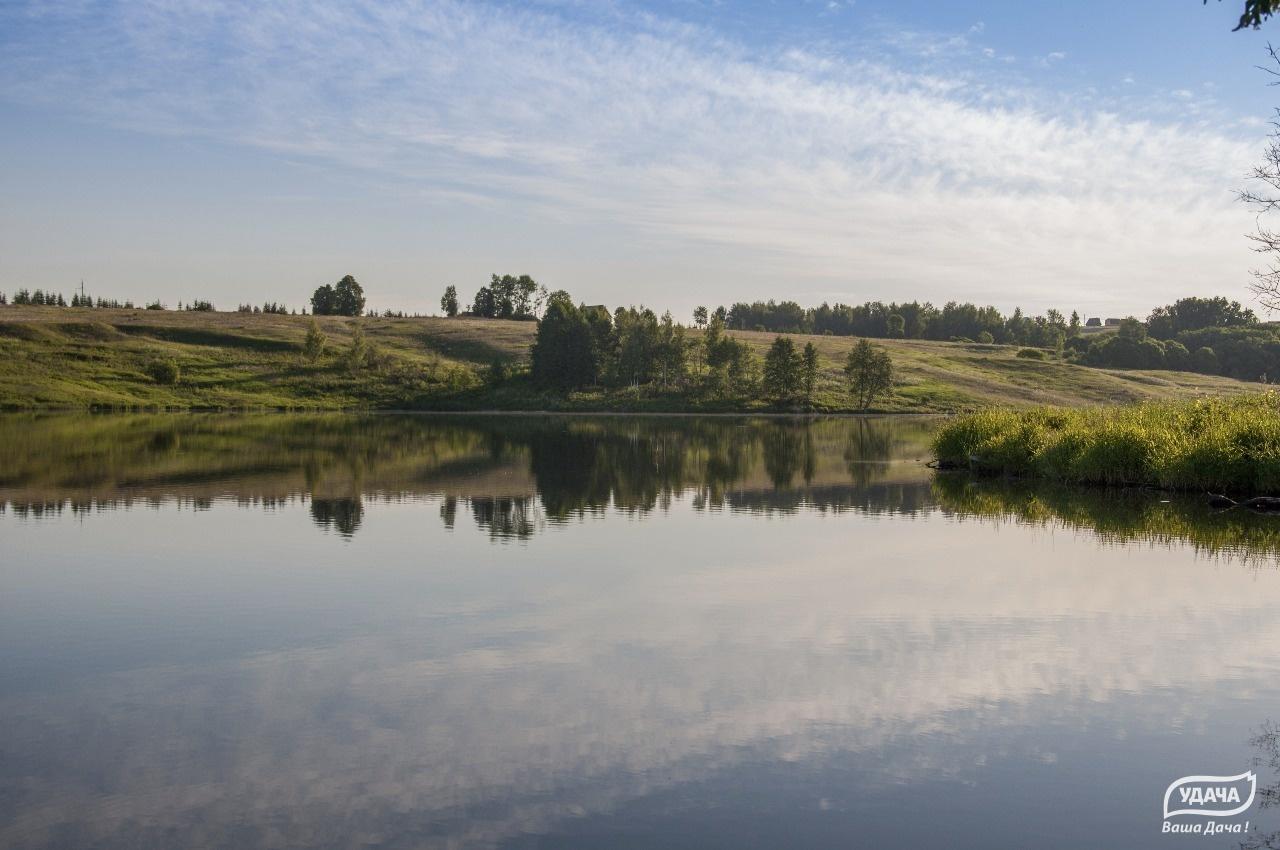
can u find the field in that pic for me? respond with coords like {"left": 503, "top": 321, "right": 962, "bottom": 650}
{"left": 0, "top": 306, "right": 1260, "bottom": 412}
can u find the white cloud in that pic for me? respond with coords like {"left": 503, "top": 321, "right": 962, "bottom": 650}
{"left": 0, "top": 0, "right": 1266, "bottom": 312}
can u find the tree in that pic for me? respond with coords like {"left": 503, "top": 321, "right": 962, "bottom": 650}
{"left": 313, "top": 275, "right": 366, "bottom": 316}
{"left": 886, "top": 313, "right": 905, "bottom": 338}
{"left": 1208, "top": 0, "right": 1277, "bottom": 30}
{"left": 844, "top": 340, "right": 894, "bottom": 410}
{"left": 302, "top": 319, "right": 326, "bottom": 362}
{"left": 693, "top": 306, "right": 708, "bottom": 329}
{"left": 334, "top": 275, "right": 366, "bottom": 316}
{"left": 530, "top": 292, "right": 599, "bottom": 389}
{"left": 440, "top": 285, "right": 459, "bottom": 317}
{"left": 801, "top": 342, "right": 819, "bottom": 403}
{"left": 763, "top": 336, "right": 801, "bottom": 403}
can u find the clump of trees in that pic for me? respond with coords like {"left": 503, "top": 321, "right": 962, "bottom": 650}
{"left": 470, "top": 274, "right": 545, "bottom": 320}
{"left": 182, "top": 300, "right": 215, "bottom": 312}
{"left": 238, "top": 302, "right": 290, "bottom": 314}
{"left": 6, "top": 288, "right": 136, "bottom": 308}
{"left": 311, "top": 275, "right": 366, "bottom": 316}
{"left": 529, "top": 293, "right": 758, "bottom": 399}
{"left": 1080, "top": 297, "right": 1279, "bottom": 381}
{"left": 527, "top": 293, "right": 903, "bottom": 408}
{"left": 844, "top": 340, "right": 894, "bottom": 410}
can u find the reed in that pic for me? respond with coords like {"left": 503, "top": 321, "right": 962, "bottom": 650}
{"left": 932, "top": 393, "right": 1280, "bottom": 495}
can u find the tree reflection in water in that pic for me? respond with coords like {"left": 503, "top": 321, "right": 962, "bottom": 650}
{"left": 5, "top": 413, "right": 1280, "bottom": 557}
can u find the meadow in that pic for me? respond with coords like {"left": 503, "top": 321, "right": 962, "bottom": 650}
{"left": 0, "top": 305, "right": 1259, "bottom": 412}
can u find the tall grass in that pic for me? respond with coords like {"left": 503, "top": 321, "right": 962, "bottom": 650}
{"left": 932, "top": 392, "right": 1280, "bottom": 494}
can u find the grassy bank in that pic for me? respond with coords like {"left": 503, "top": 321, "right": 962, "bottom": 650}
{"left": 0, "top": 306, "right": 1261, "bottom": 412}
{"left": 932, "top": 393, "right": 1280, "bottom": 494}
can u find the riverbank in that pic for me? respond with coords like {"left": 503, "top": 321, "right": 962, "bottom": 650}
{"left": 0, "top": 306, "right": 1259, "bottom": 412}
{"left": 932, "top": 393, "right": 1280, "bottom": 495}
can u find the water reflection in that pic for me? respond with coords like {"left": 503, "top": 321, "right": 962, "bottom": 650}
{"left": 3, "top": 414, "right": 1280, "bottom": 561}
{"left": 4, "top": 414, "right": 1280, "bottom": 848}
{"left": 0, "top": 414, "right": 938, "bottom": 541}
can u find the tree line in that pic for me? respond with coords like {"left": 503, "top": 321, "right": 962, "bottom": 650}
{"left": 706, "top": 298, "right": 1080, "bottom": 348}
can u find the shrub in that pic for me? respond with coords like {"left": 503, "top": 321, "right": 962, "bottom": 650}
{"left": 302, "top": 320, "right": 326, "bottom": 363}
{"left": 977, "top": 331, "right": 994, "bottom": 344}
{"left": 1016, "top": 348, "right": 1046, "bottom": 360}
{"left": 145, "top": 359, "right": 181, "bottom": 385}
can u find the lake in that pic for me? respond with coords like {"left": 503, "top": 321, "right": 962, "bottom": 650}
{"left": 2, "top": 413, "right": 1280, "bottom": 849}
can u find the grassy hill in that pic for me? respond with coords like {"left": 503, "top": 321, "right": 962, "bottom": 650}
{"left": 0, "top": 305, "right": 1259, "bottom": 412}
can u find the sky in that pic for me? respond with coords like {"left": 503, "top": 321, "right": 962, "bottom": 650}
{"left": 1, "top": 0, "right": 1278, "bottom": 318}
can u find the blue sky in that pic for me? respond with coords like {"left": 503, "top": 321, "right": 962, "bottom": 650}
{"left": 1, "top": 0, "right": 1277, "bottom": 317}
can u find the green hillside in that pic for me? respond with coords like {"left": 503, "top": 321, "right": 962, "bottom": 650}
{"left": 0, "top": 306, "right": 1259, "bottom": 412}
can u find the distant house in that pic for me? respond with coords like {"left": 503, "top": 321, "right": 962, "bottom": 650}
{"left": 1085, "top": 317, "right": 1102, "bottom": 327}
{"left": 1104, "top": 318, "right": 1121, "bottom": 326}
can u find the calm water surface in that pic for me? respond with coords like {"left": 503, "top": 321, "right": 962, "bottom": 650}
{"left": 3, "top": 413, "right": 1280, "bottom": 849}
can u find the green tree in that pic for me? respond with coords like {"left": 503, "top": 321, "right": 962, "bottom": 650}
{"left": 886, "top": 313, "right": 905, "bottom": 338}
{"left": 763, "top": 336, "right": 801, "bottom": 403}
{"left": 801, "top": 342, "right": 819, "bottom": 403}
{"left": 530, "top": 292, "right": 599, "bottom": 389}
{"left": 693, "top": 306, "right": 708, "bottom": 328}
{"left": 302, "top": 319, "right": 326, "bottom": 362}
{"left": 440, "top": 285, "right": 459, "bottom": 317}
{"left": 313, "top": 275, "right": 366, "bottom": 316}
{"left": 334, "top": 275, "right": 366, "bottom": 316}
{"left": 844, "top": 339, "right": 894, "bottom": 410}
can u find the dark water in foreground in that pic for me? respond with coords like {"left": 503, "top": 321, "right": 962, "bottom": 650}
{"left": 3, "top": 413, "right": 1280, "bottom": 849}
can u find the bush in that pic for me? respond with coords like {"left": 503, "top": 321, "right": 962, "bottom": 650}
{"left": 1016, "top": 348, "right": 1046, "bottom": 360}
{"left": 145, "top": 359, "right": 181, "bottom": 385}
{"left": 977, "top": 331, "right": 994, "bottom": 344}
{"left": 302, "top": 320, "right": 326, "bottom": 363}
